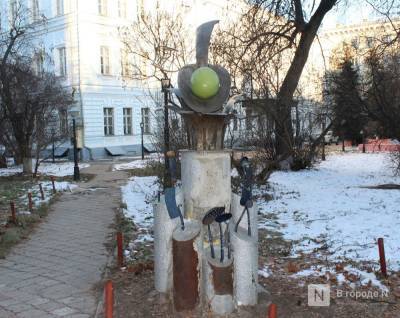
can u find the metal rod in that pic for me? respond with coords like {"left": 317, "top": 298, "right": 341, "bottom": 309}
{"left": 117, "top": 232, "right": 124, "bottom": 268}
{"left": 246, "top": 207, "right": 251, "bottom": 236}
{"left": 219, "top": 222, "right": 224, "bottom": 263}
{"left": 234, "top": 206, "right": 247, "bottom": 232}
{"left": 378, "top": 238, "right": 387, "bottom": 277}
{"left": 72, "top": 119, "right": 80, "bottom": 181}
{"left": 227, "top": 224, "right": 231, "bottom": 259}
{"left": 179, "top": 213, "right": 185, "bottom": 231}
{"left": 141, "top": 123, "right": 144, "bottom": 160}
{"left": 207, "top": 224, "right": 215, "bottom": 259}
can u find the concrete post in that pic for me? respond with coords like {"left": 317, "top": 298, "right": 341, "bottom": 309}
{"left": 231, "top": 226, "right": 258, "bottom": 306}
{"left": 203, "top": 247, "right": 235, "bottom": 315}
{"left": 181, "top": 150, "right": 231, "bottom": 222}
{"left": 154, "top": 195, "right": 180, "bottom": 293}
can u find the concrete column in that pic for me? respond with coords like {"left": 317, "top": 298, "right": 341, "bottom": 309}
{"left": 153, "top": 195, "right": 180, "bottom": 293}
{"left": 181, "top": 150, "right": 231, "bottom": 222}
{"left": 202, "top": 247, "right": 234, "bottom": 315}
{"left": 231, "top": 226, "right": 258, "bottom": 306}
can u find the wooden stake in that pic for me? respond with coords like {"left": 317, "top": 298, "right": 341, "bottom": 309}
{"left": 268, "top": 303, "right": 277, "bottom": 318}
{"left": 39, "top": 183, "right": 45, "bottom": 200}
{"left": 104, "top": 280, "right": 114, "bottom": 318}
{"left": 117, "top": 232, "right": 124, "bottom": 268}
{"left": 378, "top": 238, "right": 387, "bottom": 277}
{"left": 10, "top": 201, "right": 16, "bottom": 224}
{"left": 28, "top": 192, "right": 33, "bottom": 212}
{"left": 50, "top": 177, "right": 56, "bottom": 194}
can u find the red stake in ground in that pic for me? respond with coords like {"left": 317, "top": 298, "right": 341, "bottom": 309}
{"left": 10, "top": 201, "right": 16, "bottom": 224}
{"left": 378, "top": 238, "right": 387, "bottom": 277}
{"left": 104, "top": 280, "right": 114, "bottom": 318}
{"left": 117, "top": 232, "right": 124, "bottom": 268}
{"left": 268, "top": 303, "right": 277, "bottom": 318}
{"left": 28, "top": 192, "right": 33, "bottom": 212}
{"left": 51, "top": 177, "right": 56, "bottom": 194}
{"left": 39, "top": 183, "right": 45, "bottom": 200}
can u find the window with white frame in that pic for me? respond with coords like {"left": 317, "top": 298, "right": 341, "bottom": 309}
{"left": 118, "top": 0, "right": 127, "bottom": 18}
{"left": 56, "top": 0, "right": 64, "bottom": 15}
{"left": 141, "top": 108, "right": 150, "bottom": 134}
{"left": 32, "top": 0, "right": 39, "bottom": 21}
{"left": 120, "top": 48, "right": 130, "bottom": 76}
{"left": 98, "top": 0, "right": 108, "bottom": 16}
{"left": 103, "top": 108, "right": 114, "bottom": 136}
{"left": 123, "top": 108, "right": 132, "bottom": 135}
{"left": 59, "top": 110, "right": 68, "bottom": 134}
{"left": 100, "top": 46, "right": 110, "bottom": 75}
{"left": 58, "top": 47, "right": 67, "bottom": 77}
{"left": 34, "top": 50, "right": 44, "bottom": 75}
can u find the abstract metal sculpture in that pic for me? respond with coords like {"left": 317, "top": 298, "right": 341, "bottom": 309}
{"left": 203, "top": 207, "right": 225, "bottom": 259}
{"left": 215, "top": 213, "right": 232, "bottom": 263}
{"left": 165, "top": 187, "right": 185, "bottom": 230}
{"left": 235, "top": 157, "right": 254, "bottom": 236}
{"left": 173, "top": 21, "right": 232, "bottom": 151}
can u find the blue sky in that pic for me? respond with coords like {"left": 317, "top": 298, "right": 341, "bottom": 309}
{"left": 321, "top": 0, "right": 383, "bottom": 30}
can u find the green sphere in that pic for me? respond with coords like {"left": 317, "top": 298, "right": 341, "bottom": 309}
{"left": 190, "top": 67, "right": 220, "bottom": 99}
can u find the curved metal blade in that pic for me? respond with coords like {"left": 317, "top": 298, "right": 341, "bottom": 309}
{"left": 196, "top": 20, "right": 219, "bottom": 67}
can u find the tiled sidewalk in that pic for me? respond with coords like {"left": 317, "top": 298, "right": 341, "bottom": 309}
{"left": 0, "top": 165, "right": 126, "bottom": 318}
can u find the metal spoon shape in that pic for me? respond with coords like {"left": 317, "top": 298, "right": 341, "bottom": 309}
{"left": 202, "top": 207, "right": 225, "bottom": 259}
{"left": 215, "top": 213, "right": 232, "bottom": 263}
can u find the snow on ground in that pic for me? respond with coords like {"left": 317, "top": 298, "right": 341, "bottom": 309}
{"left": 260, "top": 153, "right": 400, "bottom": 274}
{"left": 18, "top": 181, "right": 77, "bottom": 207}
{"left": 292, "top": 264, "right": 388, "bottom": 292}
{"left": 121, "top": 176, "right": 159, "bottom": 248}
{"left": 0, "top": 161, "right": 90, "bottom": 177}
{"left": 112, "top": 154, "right": 163, "bottom": 171}
{"left": 113, "top": 159, "right": 151, "bottom": 171}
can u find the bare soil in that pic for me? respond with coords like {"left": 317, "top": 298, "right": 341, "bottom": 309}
{"left": 108, "top": 228, "right": 400, "bottom": 317}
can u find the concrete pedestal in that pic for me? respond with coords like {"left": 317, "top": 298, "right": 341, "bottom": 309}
{"left": 154, "top": 195, "right": 180, "bottom": 293}
{"left": 181, "top": 150, "right": 231, "bottom": 222}
{"left": 203, "top": 247, "right": 234, "bottom": 315}
{"left": 231, "top": 227, "right": 258, "bottom": 306}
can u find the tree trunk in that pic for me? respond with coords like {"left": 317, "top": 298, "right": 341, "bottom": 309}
{"left": 275, "top": 0, "right": 338, "bottom": 159}
{"left": 23, "top": 157, "right": 33, "bottom": 174}
{"left": 18, "top": 142, "right": 33, "bottom": 174}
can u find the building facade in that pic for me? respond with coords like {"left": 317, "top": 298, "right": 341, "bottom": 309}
{"left": 0, "top": 0, "right": 236, "bottom": 159}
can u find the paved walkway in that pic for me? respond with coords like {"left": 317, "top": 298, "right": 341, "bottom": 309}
{"left": 0, "top": 164, "right": 127, "bottom": 318}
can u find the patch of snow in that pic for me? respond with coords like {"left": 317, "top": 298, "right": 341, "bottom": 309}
{"left": 231, "top": 168, "right": 239, "bottom": 177}
{"left": 344, "top": 266, "right": 388, "bottom": 292}
{"left": 112, "top": 153, "right": 163, "bottom": 171}
{"left": 291, "top": 264, "right": 388, "bottom": 291}
{"left": 260, "top": 153, "right": 400, "bottom": 271}
{"left": 258, "top": 265, "right": 272, "bottom": 278}
{"left": 113, "top": 159, "right": 151, "bottom": 171}
{"left": 121, "top": 176, "right": 158, "bottom": 227}
{"left": 121, "top": 176, "right": 159, "bottom": 250}
{"left": 0, "top": 161, "right": 90, "bottom": 177}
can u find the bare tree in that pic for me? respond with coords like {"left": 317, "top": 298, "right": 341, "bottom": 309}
{"left": 212, "top": 0, "right": 341, "bottom": 163}
{"left": 119, "top": 10, "right": 192, "bottom": 82}
{"left": 0, "top": 4, "right": 73, "bottom": 174}
{"left": 119, "top": 9, "right": 192, "bottom": 154}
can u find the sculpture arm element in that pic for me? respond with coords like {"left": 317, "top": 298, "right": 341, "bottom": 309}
{"left": 196, "top": 20, "right": 219, "bottom": 67}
